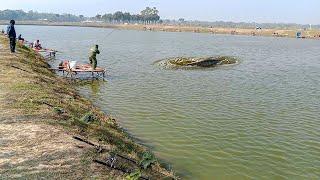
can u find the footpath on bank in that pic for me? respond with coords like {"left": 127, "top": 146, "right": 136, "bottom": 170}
{"left": 0, "top": 36, "right": 175, "bottom": 179}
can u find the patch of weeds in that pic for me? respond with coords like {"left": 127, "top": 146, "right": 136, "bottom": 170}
{"left": 11, "top": 83, "right": 39, "bottom": 91}
{"left": 94, "top": 128, "right": 136, "bottom": 154}
{"left": 18, "top": 99, "right": 39, "bottom": 111}
{"left": 80, "top": 112, "right": 98, "bottom": 123}
{"left": 123, "top": 141, "right": 136, "bottom": 154}
{"left": 104, "top": 117, "right": 119, "bottom": 129}
{"left": 80, "top": 148, "right": 98, "bottom": 166}
{"left": 94, "top": 128, "right": 113, "bottom": 143}
{"left": 53, "top": 107, "right": 65, "bottom": 115}
{"left": 17, "top": 43, "right": 31, "bottom": 52}
{"left": 118, "top": 162, "right": 131, "bottom": 172}
{"left": 71, "top": 118, "right": 89, "bottom": 131}
{"left": 139, "top": 151, "right": 157, "bottom": 170}
{"left": 126, "top": 170, "right": 141, "bottom": 180}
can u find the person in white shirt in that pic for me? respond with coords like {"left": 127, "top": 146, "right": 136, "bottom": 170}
{"left": 33, "top": 40, "right": 42, "bottom": 50}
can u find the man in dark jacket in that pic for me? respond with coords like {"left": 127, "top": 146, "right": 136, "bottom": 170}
{"left": 7, "top": 20, "right": 16, "bottom": 53}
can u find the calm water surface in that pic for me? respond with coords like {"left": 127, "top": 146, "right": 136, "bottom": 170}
{"left": 5, "top": 25, "right": 320, "bottom": 179}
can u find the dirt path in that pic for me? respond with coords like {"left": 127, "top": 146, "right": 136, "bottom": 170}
{"left": 0, "top": 38, "right": 114, "bottom": 179}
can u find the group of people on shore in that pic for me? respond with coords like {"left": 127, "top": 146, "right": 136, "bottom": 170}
{"left": 2, "top": 19, "right": 100, "bottom": 70}
{"left": 2, "top": 20, "right": 41, "bottom": 53}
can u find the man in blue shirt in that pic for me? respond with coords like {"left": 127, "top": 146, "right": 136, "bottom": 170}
{"left": 6, "top": 20, "right": 16, "bottom": 53}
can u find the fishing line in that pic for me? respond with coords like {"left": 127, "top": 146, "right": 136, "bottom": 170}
{"left": 105, "top": 29, "right": 116, "bottom": 39}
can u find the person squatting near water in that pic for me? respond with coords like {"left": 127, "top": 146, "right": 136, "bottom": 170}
{"left": 18, "top": 34, "right": 25, "bottom": 43}
{"left": 6, "top": 20, "right": 16, "bottom": 53}
{"left": 89, "top": 45, "right": 100, "bottom": 70}
{"left": 33, "top": 40, "right": 42, "bottom": 50}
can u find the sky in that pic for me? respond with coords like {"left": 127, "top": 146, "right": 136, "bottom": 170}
{"left": 1, "top": 0, "right": 319, "bottom": 24}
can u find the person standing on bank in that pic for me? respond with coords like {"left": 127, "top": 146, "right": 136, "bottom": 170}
{"left": 7, "top": 20, "right": 16, "bottom": 53}
{"left": 89, "top": 45, "right": 100, "bottom": 70}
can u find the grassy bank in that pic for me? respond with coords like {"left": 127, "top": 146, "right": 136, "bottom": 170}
{"left": 0, "top": 35, "right": 176, "bottom": 179}
{"left": 1, "top": 20, "right": 320, "bottom": 39}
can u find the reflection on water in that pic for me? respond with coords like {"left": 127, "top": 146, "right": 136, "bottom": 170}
{"left": 8, "top": 25, "right": 320, "bottom": 179}
{"left": 72, "top": 79, "right": 104, "bottom": 100}
{"left": 89, "top": 80, "right": 102, "bottom": 97}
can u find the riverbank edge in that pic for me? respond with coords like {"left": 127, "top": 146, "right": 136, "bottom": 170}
{"left": 1, "top": 20, "right": 320, "bottom": 40}
{"left": 0, "top": 35, "right": 176, "bottom": 179}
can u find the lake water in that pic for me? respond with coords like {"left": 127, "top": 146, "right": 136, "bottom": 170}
{"left": 4, "top": 25, "right": 320, "bottom": 179}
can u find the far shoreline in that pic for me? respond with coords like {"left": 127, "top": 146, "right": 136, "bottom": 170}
{"left": 1, "top": 20, "right": 320, "bottom": 40}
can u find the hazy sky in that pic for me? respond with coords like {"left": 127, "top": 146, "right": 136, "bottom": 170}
{"left": 1, "top": 0, "right": 319, "bottom": 24}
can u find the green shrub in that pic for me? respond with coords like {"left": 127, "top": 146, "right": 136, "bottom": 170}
{"left": 80, "top": 112, "right": 97, "bottom": 123}
{"left": 139, "top": 151, "right": 157, "bottom": 169}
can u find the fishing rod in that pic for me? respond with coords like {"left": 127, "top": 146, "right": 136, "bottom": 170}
{"left": 105, "top": 29, "right": 116, "bottom": 39}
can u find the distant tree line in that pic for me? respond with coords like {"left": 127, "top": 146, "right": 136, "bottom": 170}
{"left": 0, "top": 10, "right": 81, "bottom": 22}
{"left": 0, "top": 9, "right": 318, "bottom": 29}
{"left": 0, "top": 7, "right": 161, "bottom": 24}
{"left": 96, "top": 7, "right": 160, "bottom": 24}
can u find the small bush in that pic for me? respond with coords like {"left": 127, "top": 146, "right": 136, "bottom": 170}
{"left": 53, "top": 107, "right": 64, "bottom": 115}
{"left": 139, "top": 151, "right": 157, "bottom": 169}
{"left": 80, "top": 112, "right": 97, "bottom": 123}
